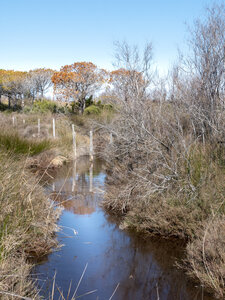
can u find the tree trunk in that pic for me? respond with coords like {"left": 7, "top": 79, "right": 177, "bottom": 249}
{"left": 79, "top": 98, "right": 86, "bottom": 114}
{"left": 8, "top": 96, "right": 11, "bottom": 108}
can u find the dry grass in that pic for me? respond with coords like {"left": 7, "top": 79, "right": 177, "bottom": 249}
{"left": 0, "top": 111, "right": 96, "bottom": 298}
{"left": 0, "top": 151, "right": 60, "bottom": 299}
{"left": 0, "top": 112, "right": 90, "bottom": 160}
{"left": 186, "top": 217, "right": 225, "bottom": 299}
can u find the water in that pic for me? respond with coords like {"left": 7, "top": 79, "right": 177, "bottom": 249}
{"left": 35, "top": 157, "right": 215, "bottom": 300}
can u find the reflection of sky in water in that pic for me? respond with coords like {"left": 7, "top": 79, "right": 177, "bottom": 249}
{"left": 36, "top": 158, "right": 215, "bottom": 300}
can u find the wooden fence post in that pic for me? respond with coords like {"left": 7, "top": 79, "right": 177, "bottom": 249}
{"left": 38, "top": 118, "right": 40, "bottom": 137}
{"left": 72, "top": 124, "right": 76, "bottom": 158}
{"left": 72, "top": 160, "right": 77, "bottom": 193}
{"left": 90, "top": 130, "right": 93, "bottom": 161}
{"left": 89, "top": 163, "right": 93, "bottom": 192}
{"left": 110, "top": 132, "right": 113, "bottom": 144}
{"left": 53, "top": 118, "right": 56, "bottom": 138}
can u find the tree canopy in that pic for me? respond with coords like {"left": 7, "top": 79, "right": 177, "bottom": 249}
{"left": 52, "top": 62, "right": 107, "bottom": 113}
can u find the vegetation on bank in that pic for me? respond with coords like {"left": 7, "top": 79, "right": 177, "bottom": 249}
{"left": 0, "top": 110, "right": 98, "bottom": 298}
{"left": 0, "top": 150, "right": 60, "bottom": 299}
{"left": 0, "top": 132, "right": 51, "bottom": 155}
{"left": 0, "top": 2, "right": 224, "bottom": 299}
{"left": 97, "top": 4, "right": 225, "bottom": 299}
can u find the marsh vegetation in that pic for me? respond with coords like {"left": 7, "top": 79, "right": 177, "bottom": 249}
{"left": 0, "top": 2, "right": 224, "bottom": 299}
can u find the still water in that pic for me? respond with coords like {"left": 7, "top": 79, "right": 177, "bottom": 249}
{"left": 35, "top": 157, "right": 215, "bottom": 300}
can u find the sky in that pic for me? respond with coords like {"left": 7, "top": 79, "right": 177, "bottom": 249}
{"left": 0, "top": 0, "right": 215, "bottom": 75}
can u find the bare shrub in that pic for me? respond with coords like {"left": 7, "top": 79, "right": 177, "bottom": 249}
{"left": 98, "top": 4, "right": 225, "bottom": 298}
{"left": 186, "top": 217, "right": 225, "bottom": 299}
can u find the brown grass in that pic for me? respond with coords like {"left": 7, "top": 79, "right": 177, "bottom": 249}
{"left": 186, "top": 217, "right": 225, "bottom": 299}
{"left": 0, "top": 111, "right": 95, "bottom": 298}
{"left": 0, "top": 151, "right": 61, "bottom": 299}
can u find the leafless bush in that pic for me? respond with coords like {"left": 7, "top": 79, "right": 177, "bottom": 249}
{"left": 170, "top": 3, "right": 225, "bottom": 141}
{"left": 100, "top": 4, "right": 225, "bottom": 215}
{"left": 98, "top": 5, "right": 225, "bottom": 297}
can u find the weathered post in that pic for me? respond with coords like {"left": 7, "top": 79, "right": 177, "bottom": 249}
{"left": 53, "top": 118, "right": 56, "bottom": 139}
{"left": 109, "top": 132, "right": 113, "bottom": 144}
{"left": 89, "top": 163, "right": 93, "bottom": 193}
{"left": 12, "top": 116, "right": 15, "bottom": 126}
{"left": 72, "top": 124, "right": 76, "bottom": 158}
{"left": 72, "top": 160, "right": 77, "bottom": 193}
{"left": 38, "top": 118, "right": 40, "bottom": 137}
{"left": 23, "top": 119, "right": 25, "bottom": 125}
{"left": 90, "top": 130, "right": 93, "bottom": 161}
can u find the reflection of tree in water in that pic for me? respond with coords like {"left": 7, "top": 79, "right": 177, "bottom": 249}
{"left": 90, "top": 214, "right": 214, "bottom": 300}
{"left": 48, "top": 157, "right": 104, "bottom": 215}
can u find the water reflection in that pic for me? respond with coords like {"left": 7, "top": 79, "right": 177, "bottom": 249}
{"left": 36, "top": 157, "right": 215, "bottom": 300}
{"left": 45, "top": 157, "right": 104, "bottom": 215}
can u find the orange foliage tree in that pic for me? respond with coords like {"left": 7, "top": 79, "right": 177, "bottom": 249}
{"left": 0, "top": 69, "right": 27, "bottom": 107}
{"left": 52, "top": 62, "right": 107, "bottom": 113}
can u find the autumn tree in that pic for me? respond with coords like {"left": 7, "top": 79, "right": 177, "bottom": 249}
{"left": 52, "top": 62, "right": 106, "bottom": 113}
{"left": 0, "top": 70, "right": 27, "bottom": 107}
{"left": 0, "top": 70, "right": 6, "bottom": 104}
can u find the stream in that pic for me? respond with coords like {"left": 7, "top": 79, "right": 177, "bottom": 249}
{"left": 35, "top": 157, "right": 215, "bottom": 300}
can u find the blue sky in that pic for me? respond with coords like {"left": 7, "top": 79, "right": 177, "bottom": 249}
{"left": 0, "top": 0, "right": 214, "bottom": 74}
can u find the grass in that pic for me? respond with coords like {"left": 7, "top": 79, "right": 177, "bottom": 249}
{"left": 0, "top": 132, "right": 51, "bottom": 155}
{"left": 186, "top": 217, "right": 225, "bottom": 299}
{"left": 0, "top": 111, "right": 93, "bottom": 299}
{"left": 0, "top": 150, "right": 60, "bottom": 299}
{"left": 0, "top": 111, "right": 92, "bottom": 160}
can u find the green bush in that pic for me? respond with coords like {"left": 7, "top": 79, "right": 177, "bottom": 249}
{"left": 0, "top": 102, "right": 9, "bottom": 111}
{"left": 85, "top": 95, "right": 94, "bottom": 107}
{"left": 23, "top": 105, "right": 32, "bottom": 113}
{"left": 32, "top": 99, "right": 58, "bottom": 113}
{"left": 84, "top": 104, "right": 101, "bottom": 115}
{"left": 0, "top": 102, "right": 22, "bottom": 112}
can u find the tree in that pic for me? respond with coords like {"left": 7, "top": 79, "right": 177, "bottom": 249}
{"left": 52, "top": 62, "right": 106, "bottom": 113}
{"left": 0, "top": 70, "right": 27, "bottom": 108}
{"left": 169, "top": 3, "right": 225, "bottom": 140}
{"left": 0, "top": 70, "right": 6, "bottom": 104}
{"left": 27, "top": 68, "right": 54, "bottom": 100}
{"left": 110, "top": 41, "right": 155, "bottom": 103}
{"left": 110, "top": 68, "right": 146, "bottom": 103}
{"left": 183, "top": 3, "right": 225, "bottom": 124}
